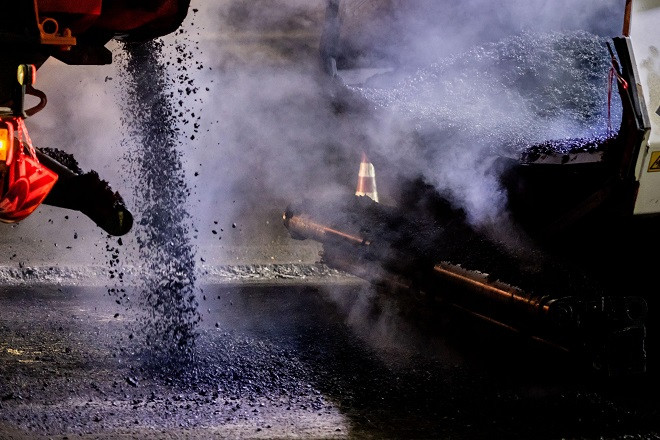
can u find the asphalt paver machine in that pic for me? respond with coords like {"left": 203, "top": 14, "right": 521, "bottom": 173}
{"left": 286, "top": 0, "right": 660, "bottom": 376}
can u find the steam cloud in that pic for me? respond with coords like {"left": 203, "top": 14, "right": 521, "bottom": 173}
{"left": 2, "top": 0, "right": 625, "bottom": 267}
{"left": 181, "top": 0, "right": 625, "bottom": 244}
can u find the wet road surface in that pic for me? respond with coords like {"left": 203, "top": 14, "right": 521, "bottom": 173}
{"left": 1, "top": 281, "right": 660, "bottom": 439}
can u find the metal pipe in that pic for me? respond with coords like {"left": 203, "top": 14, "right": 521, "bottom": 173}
{"left": 284, "top": 212, "right": 370, "bottom": 246}
{"left": 623, "top": 0, "right": 632, "bottom": 36}
{"left": 285, "top": 208, "right": 551, "bottom": 319}
{"left": 432, "top": 262, "right": 551, "bottom": 316}
{"left": 283, "top": 202, "right": 648, "bottom": 375}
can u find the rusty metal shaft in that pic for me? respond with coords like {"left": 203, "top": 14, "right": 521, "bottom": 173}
{"left": 283, "top": 201, "right": 648, "bottom": 375}
{"left": 432, "top": 262, "right": 552, "bottom": 316}
{"left": 283, "top": 212, "right": 369, "bottom": 246}
{"left": 284, "top": 210, "right": 554, "bottom": 320}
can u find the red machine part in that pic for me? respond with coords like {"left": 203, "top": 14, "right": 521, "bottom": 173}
{"left": 36, "top": 0, "right": 103, "bottom": 35}
{"left": 0, "top": 118, "right": 58, "bottom": 223}
{"left": 94, "top": 0, "right": 185, "bottom": 33}
{"left": 34, "top": 0, "right": 189, "bottom": 39}
{"left": 37, "top": 0, "right": 102, "bottom": 14}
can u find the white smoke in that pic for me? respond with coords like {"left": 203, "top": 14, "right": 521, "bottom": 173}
{"left": 0, "top": 0, "right": 626, "bottom": 268}
{"left": 334, "top": 0, "right": 623, "bottom": 229}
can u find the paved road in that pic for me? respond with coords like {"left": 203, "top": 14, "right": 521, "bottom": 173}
{"left": 1, "top": 281, "right": 659, "bottom": 440}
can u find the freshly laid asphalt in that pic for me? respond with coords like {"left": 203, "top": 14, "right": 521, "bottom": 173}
{"left": 1, "top": 279, "right": 659, "bottom": 440}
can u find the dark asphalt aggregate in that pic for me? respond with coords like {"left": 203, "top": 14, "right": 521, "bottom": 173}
{"left": 1, "top": 282, "right": 660, "bottom": 439}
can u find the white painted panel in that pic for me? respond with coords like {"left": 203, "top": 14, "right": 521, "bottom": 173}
{"left": 631, "top": 0, "right": 660, "bottom": 214}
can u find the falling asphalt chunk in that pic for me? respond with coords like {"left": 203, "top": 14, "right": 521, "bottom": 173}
{"left": 118, "top": 39, "right": 201, "bottom": 370}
